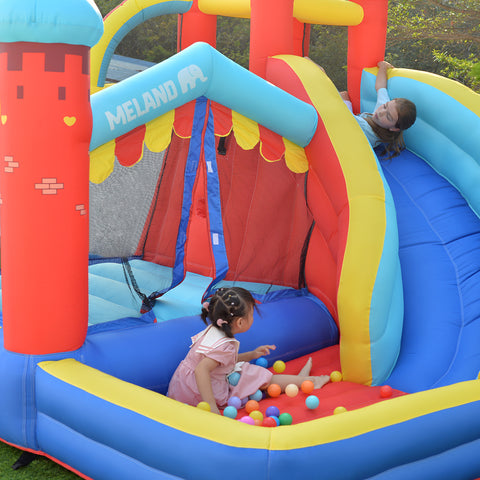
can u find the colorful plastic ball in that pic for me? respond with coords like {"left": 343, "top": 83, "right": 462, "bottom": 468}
{"left": 249, "top": 410, "right": 264, "bottom": 422}
{"left": 305, "top": 395, "right": 320, "bottom": 410}
{"left": 267, "top": 383, "right": 282, "bottom": 397}
{"left": 245, "top": 400, "right": 260, "bottom": 414}
{"left": 239, "top": 416, "right": 255, "bottom": 425}
{"left": 273, "top": 360, "right": 286, "bottom": 373}
{"left": 330, "top": 370, "right": 343, "bottom": 382}
{"left": 249, "top": 389, "right": 263, "bottom": 402}
{"left": 266, "top": 405, "right": 280, "bottom": 418}
{"left": 228, "top": 396, "right": 242, "bottom": 409}
{"left": 255, "top": 357, "right": 268, "bottom": 367}
{"left": 270, "top": 415, "right": 280, "bottom": 426}
{"left": 279, "top": 412, "right": 293, "bottom": 425}
{"left": 285, "top": 384, "right": 299, "bottom": 397}
{"left": 380, "top": 385, "right": 393, "bottom": 398}
{"left": 228, "top": 372, "right": 241, "bottom": 386}
{"left": 253, "top": 418, "right": 263, "bottom": 426}
{"left": 262, "top": 417, "right": 277, "bottom": 427}
{"left": 300, "top": 380, "right": 314, "bottom": 394}
{"left": 334, "top": 406, "right": 347, "bottom": 414}
{"left": 197, "top": 401, "right": 211, "bottom": 411}
{"left": 223, "top": 406, "right": 238, "bottom": 419}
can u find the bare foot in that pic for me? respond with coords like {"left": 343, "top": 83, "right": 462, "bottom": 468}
{"left": 298, "top": 357, "right": 313, "bottom": 376}
{"left": 311, "top": 375, "right": 330, "bottom": 389}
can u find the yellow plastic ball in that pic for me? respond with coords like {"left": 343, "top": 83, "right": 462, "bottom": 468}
{"left": 197, "top": 401, "right": 211, "bottom": 411}
{"left": 285, "top": 384, "right": 299, "bottom": 397}
{"left": 273, "top": 360, "right": 286, "bottom": 373}
{"left": 334, "top": 406, "right": 347, "bottom": 415}
{"left": 330, "top": 370, "right": 343, "bottom": 382}
{"left": 249, "top": 410, "right": 264, "bottom": 422}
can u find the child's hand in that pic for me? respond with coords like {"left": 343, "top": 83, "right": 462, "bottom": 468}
{"left": 378, "top": 60, "right": 394, "bottom": 70}
{"left": 253, "top": 344, "right": 276, "bottom": 358}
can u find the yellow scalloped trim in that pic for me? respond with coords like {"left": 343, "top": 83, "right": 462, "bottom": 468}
{"left": 89, "top": 106, "right": 308, "bottom": 183}
{"left": 283, "top": 138, "right": 309, "bottom": 173}
{"left": 89, "top": 140, "right": 116, "bottom": 184}
{"left": 232, "top": 110, "right": 260, "bottom": 150}
{"left": 145, "top": 110, "right": 175, "bottom": 152}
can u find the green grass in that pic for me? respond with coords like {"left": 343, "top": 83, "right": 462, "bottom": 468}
{"left": 0, "top": 442, "right": 81, "bottom": 479}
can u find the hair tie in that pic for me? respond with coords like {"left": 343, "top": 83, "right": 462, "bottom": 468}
{"left": 202, "top": 302, "right": 209, "bottom": 311}
{"left": 216, "top": 318, "right": 227, "bottom": 327}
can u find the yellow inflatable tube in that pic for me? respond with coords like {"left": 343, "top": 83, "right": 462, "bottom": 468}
{"left": 90, "top": 0, "right": 192, "bottom": 90}
{"left": 267, "top": 55, "right": 403, "bottom": 385}
{"left": 36, "top": 358, "right": 480, "bottom": 479}
{"left": 199, "top": 0, "right": 364, "bottom": 26}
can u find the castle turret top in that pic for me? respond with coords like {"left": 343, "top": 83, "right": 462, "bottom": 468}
{"left": 0, "top": 0, "right": 104, "bottom": 46}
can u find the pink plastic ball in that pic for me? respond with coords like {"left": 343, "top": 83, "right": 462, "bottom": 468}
{"left": 239, "top": 416, "right": 255, "bottom": 425}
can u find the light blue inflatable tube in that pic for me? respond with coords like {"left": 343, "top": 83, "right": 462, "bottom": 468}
{"left": 360, "top": 70, "right": 480, "bottom": 218}
{"left": 90, "top": 42, "right": 318, "bottom": 150}
{"left": 0, "top": 0, "right": 103, "bottom": 47}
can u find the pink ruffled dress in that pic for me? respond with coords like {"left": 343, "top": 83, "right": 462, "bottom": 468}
{"left": 167, "top": 325, "right": 272, "bottom": 407}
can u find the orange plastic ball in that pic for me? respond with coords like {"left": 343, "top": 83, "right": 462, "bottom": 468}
{"left": 267, "top": 383, "right": 282, "bottom": 398}
{"left": 300, "top": 380, "right": 314, "bottom": 394}
{"left": 245, "top": 400, "right": 260, "bottom": 413}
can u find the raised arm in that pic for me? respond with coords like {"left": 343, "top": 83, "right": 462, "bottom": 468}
{"left": 375, "top": 60, "right": 394, "bottom": 91}
{"left": 237, "top": 344, "right": 276, "bottom": 363}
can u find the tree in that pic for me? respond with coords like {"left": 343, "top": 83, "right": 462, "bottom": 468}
{"left": 92, "top": 0, "right": 479, "bottom": 92}
{"left": 387, "top": 0, "right": 480, "bottom": 91}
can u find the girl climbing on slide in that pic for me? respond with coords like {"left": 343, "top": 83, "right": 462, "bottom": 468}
{"left": 167, "top": 287, "right": 330, "bottom": 414}
{"left": 341, "top": 60, "right": 417, "bottom": 158}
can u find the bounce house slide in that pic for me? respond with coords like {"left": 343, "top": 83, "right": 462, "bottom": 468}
{"left": 360, "top": 68, "right": 480, "bottom": 394}
{"left": 2, "top": 0, "right": 480, "bottom": 476}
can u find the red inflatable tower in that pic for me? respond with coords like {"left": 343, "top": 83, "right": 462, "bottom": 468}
{"left": 0, "top": 2, "right": 103, "bottom": 354}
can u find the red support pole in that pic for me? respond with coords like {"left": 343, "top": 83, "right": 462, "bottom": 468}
{"left": 293, "top": 19, "right": 311, "bottom": 58}
{"left": 178, "top": 0, "right": 217, "bottom": 51}
{"left": 249, "top": 0, "right": 295, "bottom": 78}
{"left": 0, "top": 43, "right": 91, "bottom": 354}
{"left": 347, "top": 0, "right": 388, "bottom": 113}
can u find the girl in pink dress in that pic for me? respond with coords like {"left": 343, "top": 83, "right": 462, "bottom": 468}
{"left": 167, "top": 287, "right": 329, "bottom": 414}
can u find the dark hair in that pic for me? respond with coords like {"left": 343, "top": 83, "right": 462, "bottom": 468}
{"left": 367, "top": 98, "right": 417, "bottom": 159}
{"left": 201, "top": 287, "right": 256, "bottom": 338}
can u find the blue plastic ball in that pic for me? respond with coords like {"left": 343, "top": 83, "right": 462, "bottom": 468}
{"left": 306, "top": 395, "right": 320, "bottom": 410}
{"left": 249, "top": 389, "right": 263, "bottom": 402}
{"left": 266, "top": 405, "right": 280, "bottom": 418}
{"left": 270, "top": 415, "right": 280, "bottom": 426}
{"left": 228, "top": 371, "right": 241, "bottom": 386}
{"left": 228, "top": 396, "right": 242, "bottom": 409}
{"left": 255, "top": 357, "right": 268, "bottom": 367}
{"left": 223, "top": 406, "right": 238, "bottom": 419}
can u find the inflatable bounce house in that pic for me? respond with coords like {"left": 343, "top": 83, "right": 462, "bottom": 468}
{"left": 1, "top": 0, "right": 480, "bottom": 478}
